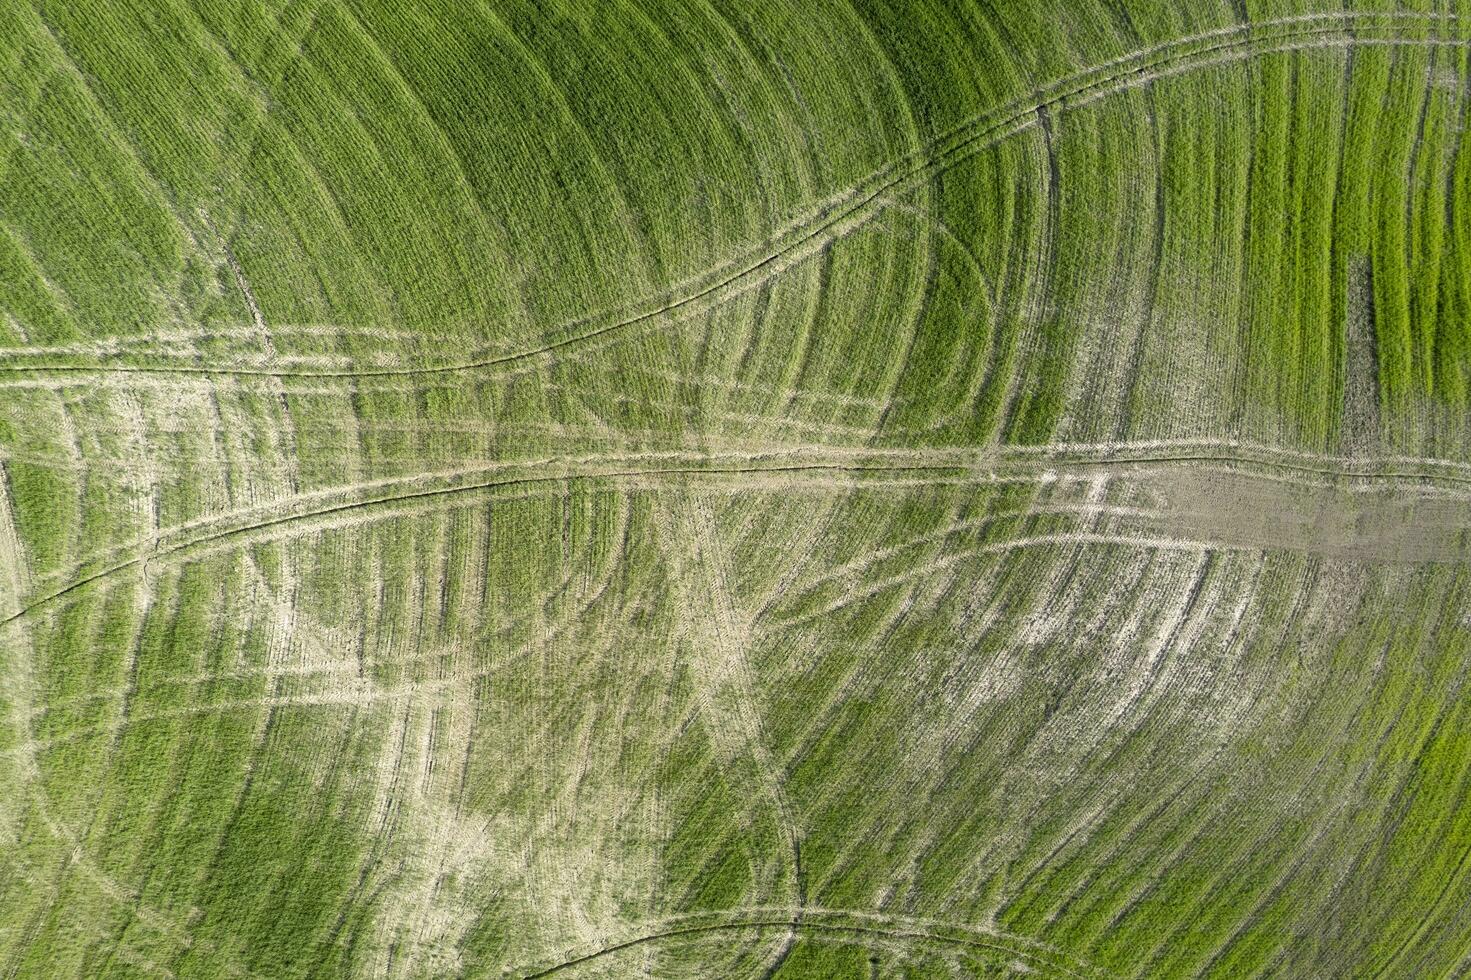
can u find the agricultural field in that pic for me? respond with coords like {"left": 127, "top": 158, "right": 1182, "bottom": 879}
{"left": 2, "top": 0, "right": 1471, "bottom": 976}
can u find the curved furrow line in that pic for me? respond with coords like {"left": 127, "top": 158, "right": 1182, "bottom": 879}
{"left": 1370, "top": 833, "right": 1471, "bottom": 980}
{"left": 5, "top": 537, "right": 1462, "bottom": 766}
{"left": 1336, "top": 575, "right": 1471, "bottom": 980}
{"left": 772, "top": 533, "right": 1238, "bottom": 633}
{"left": 1214, "top": 583, "right": 1471, "bottom": 980}
{"left": 23, "top": 435, "right": 1471, "bottom": 592}
{"left": 0, "top": 14, "right": 1462, "bottom": 385}
{"left": 6, "top": 444, "right": 1471, "bottom": 633}
{"left": 10, "top": 441, "right": 986, "bottom": 591}
{"left": 828, "top": 0, "right": 934, "bottom": 450}
{"left": 1044, "top": 562, "right": 1267, "bottom": 952}
{"left": 994, "top": 556, "right": 1274, "bottom": 927}
{"left": 655, "top": 494, "right": 805, "bottom": 921}
{"left": 1050, "top": 452, "right": 1471, "bottom": 488}
{"left": 757, "top": 500, "right": 1169, "bottom": 616}
{"left": 21, "top": 451, "right": 680, "bottom": 591}
{"left": 0, "top": 458, "right": 965, "bottom": 632}
{"left": 510, "top": 906, "right": 1114, "bottom": 979}
{"left": 1120, "top": 563, "right": 1383, "bottom": 977}
{"left": 0, "top": 486, "right": 263, "bottom": 976}
{"left": 12, "top": 426, "right": 1470, "bottom": 478}
{"left": 10, "top": 655, "right": 485, "bottom": 769}
{"left": 945, "top": 549, "right": 1206, "bottom": 920}
{"left": 21, "top": 630, "right": 461, "bottom": 730}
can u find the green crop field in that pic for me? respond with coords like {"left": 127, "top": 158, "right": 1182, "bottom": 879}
{"left": 1, "top": 0, "right": 1470, "bottom": 976}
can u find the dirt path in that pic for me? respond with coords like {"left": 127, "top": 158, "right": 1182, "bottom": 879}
{"left": 5, "top": 442, "right": 1469, "bottom": 636}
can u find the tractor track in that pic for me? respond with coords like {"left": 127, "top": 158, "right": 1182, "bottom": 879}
{"left": 3, "top": 443, "right": 1469, "bottom": 632}
{"left": 0, "top": 14, "right": 1463, "bottom": 389}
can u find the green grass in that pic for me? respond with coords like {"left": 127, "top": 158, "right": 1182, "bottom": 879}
{"left": 2, "top": 1, "right": 1471, "bottom": 977}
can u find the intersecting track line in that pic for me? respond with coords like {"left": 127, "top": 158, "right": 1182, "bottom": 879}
{"left": 0, "top": 14, "right": 1464, "bottom": 384}
{"left": 27, "top": 433, "right": 1471, "bottom": 585}
{"left": 511, "top": 908, "right": 1114, "bottom": 979}
{"left": 0, "top": 460, "right": 955, "bottom": 631}
{"left": 3, "top": 12, "right": 1465, "bottom": 976}
{"left": 4, "top": 444, "right": 1470, "bottom": 632}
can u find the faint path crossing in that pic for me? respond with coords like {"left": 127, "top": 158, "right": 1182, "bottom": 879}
{"left": 653, "top": 493, "right": 805, "bottom": 916}
{"left": 0, "top": 13, "right": 1464, "bottom": 385}
{"left": 4, "top": 13, "right": 1467, "bottom": 978}
{"left": 2, "top": 440, "right": 1470, "bottom": 631}
{"left": 510, "top": 906, "right": 1115, "bottom": 979}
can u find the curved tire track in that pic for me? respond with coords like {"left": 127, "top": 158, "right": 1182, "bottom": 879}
{"left": 0, "top": 14, "right": 1463, "bottom": 386}
{"left": 4, "top": 443, "right": 1469, "bottom": 632}
{"left": 511, "top": 907, "right": 1112, "bottom": 979}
